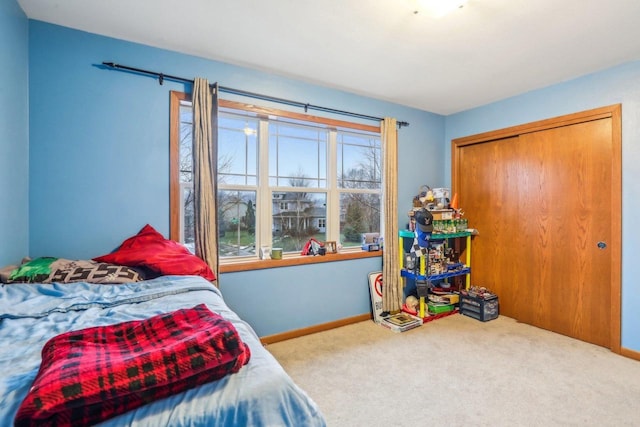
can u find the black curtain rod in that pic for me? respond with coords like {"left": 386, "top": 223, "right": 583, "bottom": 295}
{"left": 101, "top": 62, "right": 409, "bottom": 128}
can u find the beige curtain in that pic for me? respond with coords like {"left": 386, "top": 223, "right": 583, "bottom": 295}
{"left": 381, "top": 117, "right": 401, "bottom": 313}
{"left": 192, "top": 78, "right": 219, "bottom": 283}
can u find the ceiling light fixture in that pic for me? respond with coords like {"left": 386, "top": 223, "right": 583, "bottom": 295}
{"left": 413, "top": 0, "right": 468, "bottom": 18}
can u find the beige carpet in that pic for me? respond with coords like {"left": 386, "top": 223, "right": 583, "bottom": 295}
{"left": 266, "top": 315, "right": 640, "bottom": 426}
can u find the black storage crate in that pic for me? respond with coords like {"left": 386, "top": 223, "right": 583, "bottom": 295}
{"left": 459, "top": 294, "right": 499, "bottom": 322}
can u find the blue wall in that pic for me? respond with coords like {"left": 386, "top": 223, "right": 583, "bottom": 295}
{"left": 445, "top": 61, "right": 640, "bottom": 352}
{"left": 26, "top": 21, "right": 443, "bottom": 337}
{"left": 0, "top": 1, "right": 29, "bottom": 266}
{"left": 8, "top": 3, "right": 639, "bottom": 350}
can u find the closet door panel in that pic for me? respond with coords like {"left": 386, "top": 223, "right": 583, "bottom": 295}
{"left": 457, "top": 115, "right": 614, "bottom": 348}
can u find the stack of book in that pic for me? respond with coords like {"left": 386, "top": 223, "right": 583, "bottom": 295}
{"left": 380, "top": 312, "right": 423, "bottom": 332}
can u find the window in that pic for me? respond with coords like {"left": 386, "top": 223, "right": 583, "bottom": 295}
{"left": 170, "top": 93, "right": 382, "bottom": 262}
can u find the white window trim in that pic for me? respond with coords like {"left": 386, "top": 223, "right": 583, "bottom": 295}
{"left": 327, "top": 130, "right": 339, "bottom": 243}
{"left": 257, "top": 119, "right": 271, "bottom": 249}
{"left": 217, "top": 116, "right": 382, "bottom": 258}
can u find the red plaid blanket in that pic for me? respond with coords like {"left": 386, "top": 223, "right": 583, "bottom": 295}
{"left": 15, "top": 304, "right": 251, "bottom": 427}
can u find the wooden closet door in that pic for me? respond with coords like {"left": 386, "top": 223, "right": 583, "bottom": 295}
{"left": 455, "top": 106, "right": 620, "bottom": 350}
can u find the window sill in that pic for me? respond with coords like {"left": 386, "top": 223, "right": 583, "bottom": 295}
{"left": 219, "top": 250, "right": 382, "bottom": 273}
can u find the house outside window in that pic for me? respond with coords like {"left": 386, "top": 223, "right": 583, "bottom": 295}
{"left": 173, "top": 95, "right": 382, "bottom": 261}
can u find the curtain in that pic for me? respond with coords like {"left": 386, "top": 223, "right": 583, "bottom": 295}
{"left": 192, "top": 78, "right": 219, "bottom": 284}
{"left": 381, "top": 117, "right": 401, "bottom": 313}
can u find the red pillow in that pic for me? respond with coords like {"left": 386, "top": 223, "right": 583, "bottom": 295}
{"left": 93, "top": 224, "right": 215, "bottom": 281}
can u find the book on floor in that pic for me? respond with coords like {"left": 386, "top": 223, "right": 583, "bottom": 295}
{"left": 380, "top": 312, "right": 423, "bottom": 332}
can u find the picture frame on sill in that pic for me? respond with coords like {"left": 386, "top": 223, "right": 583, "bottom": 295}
{"left": 324, "top": 241, "right": 337, "bottom": 254}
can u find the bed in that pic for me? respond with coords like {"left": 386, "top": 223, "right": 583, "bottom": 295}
{"left": 0, "top": 226, "right": 326, "bottom": 426}
{"left": 0, "top": 275, "right": 326, "bottom": 426}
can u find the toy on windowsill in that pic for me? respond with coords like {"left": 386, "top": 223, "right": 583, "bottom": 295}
{"left": 361, "top": 233, "right": 382, "bottom": 251}
{"left": 301, "top": 238, "right": 325, "bottom": 256}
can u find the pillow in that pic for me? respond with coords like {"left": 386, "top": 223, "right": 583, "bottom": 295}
{"left": 93, "top": 224, "right": 216, "bottom": 281}
{"left": 4, "top": 257, "right": 143, "bottom": 284}
{"left": 48, "top": 259, "right": 143, "bottom": 284}
{"left": 0, "top": 264, "right": 18, "bottom": 283}
{"left": 8, "top": 257, "right": 57, "bottom": 283}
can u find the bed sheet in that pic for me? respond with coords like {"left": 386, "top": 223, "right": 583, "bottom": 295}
{"left": 0, "top": 275, "right": 326, "bottom": 426}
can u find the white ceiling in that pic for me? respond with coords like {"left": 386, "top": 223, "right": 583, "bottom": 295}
{"left": 17, "top": 0, "right": 640, "bottom": 115}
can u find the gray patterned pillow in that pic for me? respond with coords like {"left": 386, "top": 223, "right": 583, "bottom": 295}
{"left": 48, "top": 259, "right": 143, "bottom": 284}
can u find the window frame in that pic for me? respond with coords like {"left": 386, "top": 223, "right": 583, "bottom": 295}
{"left": 169, "top": 91, "right": 382, "bottom": 271}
